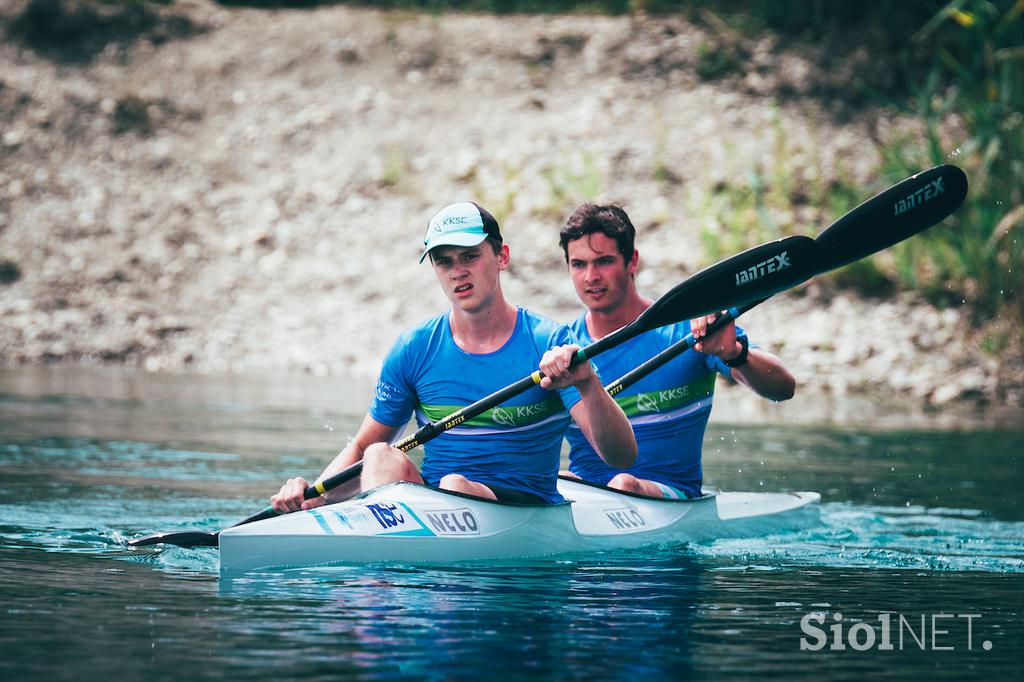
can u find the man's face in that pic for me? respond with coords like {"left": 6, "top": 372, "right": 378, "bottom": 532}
{"left": 566, "top": 232, "right": 637, "bottom": 314}
{"left": 429, "top": 242, "right": 508, "bottom": 313}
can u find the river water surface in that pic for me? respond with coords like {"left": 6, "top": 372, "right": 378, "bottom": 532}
{"left": 1, "top": 368, "right": 1021, "bottom": 680}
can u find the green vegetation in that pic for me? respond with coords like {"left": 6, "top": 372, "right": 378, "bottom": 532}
{"left": 694, "top": 40, "right": 742, "bottom": 80}
{"left": 471, "top": 164, "right": 521, "bottom": 225}
{"left": 694, "top": 110, "right": 862, "bottom": 265}
{"left": 469, "top": 152, "right": 604, "bottom": 225}
{"left": 541, "top": 151, "right": 603, "bottom": 218}
{"left": 266, "top": 0, "right": 1017, "bottom": 319}
{"left": 8, "top": 0, "right": 198, "bottom": 61}
{"left": 684, "top": 1, "right": 1024, "bottom": 321}
{"left": 0, "top": 259, "right": 21, "bottom": 285}
{"left": 876, "top": 1, "right": 1023, "bottom": 322}
{"left": 379, "top": 145, "right": 411, "bottom": 190}
{"left": 113, "top": 94, "right": 155, "bottom": 135}
{"left": 651, "top": 110, "right": 677, "bottom": 187}
{"left": 216, "top": 0, "right": 632, "bottom": 12}
{"left": 12, "top": 1, "right": 1018, "bottom": 323}
{"left": 690, "top": 0, "right": 1023, "bottom": 322}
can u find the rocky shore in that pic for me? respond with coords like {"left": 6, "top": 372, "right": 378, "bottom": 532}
{"left": 1, "top": 1, "right": 1020, "bottom": 417}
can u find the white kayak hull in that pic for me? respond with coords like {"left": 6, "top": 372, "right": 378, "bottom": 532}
{"left": 219, "top": 479, "right": 820, "bottom": 573}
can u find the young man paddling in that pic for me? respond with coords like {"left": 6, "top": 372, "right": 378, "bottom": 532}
{"left": 559, "top": 203, "right": 795, "bottom": 498}
{"left": 271, "top": 202, "right": 636, "bottom": 511}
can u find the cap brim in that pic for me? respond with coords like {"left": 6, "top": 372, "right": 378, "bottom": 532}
{"left": 418, "top": 231, "right": 489, "bottom": 263}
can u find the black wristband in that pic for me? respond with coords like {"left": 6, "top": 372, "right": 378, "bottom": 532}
{"left": 724, "top": 336, "right": 749, "bottom": 368}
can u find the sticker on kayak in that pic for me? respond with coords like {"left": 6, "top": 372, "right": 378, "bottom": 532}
{"left": 422, "top": 508, "right": 480, "bottom": 536}
{"left": 307, "top": 502, "right": 436, "bottom": 537}
{"left": 604, "top": 507, "right": 647, "bottom": 531}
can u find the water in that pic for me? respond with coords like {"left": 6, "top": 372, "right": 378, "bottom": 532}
{"left": 1, "top": 368, "right": 1022, "bottom": 679}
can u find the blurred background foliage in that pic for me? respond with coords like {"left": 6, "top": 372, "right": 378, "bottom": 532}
{"left": 7, "top": 0, "right": 1022, "bottom": 325}
{"left": 878, "top": 1, "right": 1022, "bottom": 330}
{"left": 686, "top": 0, "right": 1021, "bottom": 326}
{"left": 312, "top": 0, "right": 1021, "bottom": 323}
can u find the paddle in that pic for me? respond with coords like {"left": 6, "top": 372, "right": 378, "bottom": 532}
{"left": 129, "top": 236, "right": 818, "bottom": 548}
{"left": 604, "top": 300, "right": 764, "bottom": 398}
{"left": 606, "top": 164, "right": 969, "bottom": 393}
{"left": 815, "top": 164, "right": 968, "bottom": 271}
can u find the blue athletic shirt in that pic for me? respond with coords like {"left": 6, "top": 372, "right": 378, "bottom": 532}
{"left": 566, "top": 314, "right": 748, "bottom": 498}
{"left": 369, "top": 308, "right": 582, "bottom": 504}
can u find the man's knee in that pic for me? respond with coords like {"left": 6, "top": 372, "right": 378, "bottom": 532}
{"left": 608, "top": 473, "right": 643, "bottom": 493}
{"left": 439, "top": 473, "right": 469, "bottom": 489}
{"left": 439, "top": 474, "right": 496, "bottom": 500}
{"left": 363, "top": 442, "right": 395, "bottom": 463}
{"left": 362, "top": 442, "right": 411, "bottom": 477}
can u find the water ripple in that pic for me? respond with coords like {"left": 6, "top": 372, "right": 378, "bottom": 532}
{"left": 690, "top": 502, "right": 1024, "bottom": 573}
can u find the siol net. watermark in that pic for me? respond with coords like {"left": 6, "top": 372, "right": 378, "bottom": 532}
{"left": 800, "top": 612, "right": 992, "bottom": 652}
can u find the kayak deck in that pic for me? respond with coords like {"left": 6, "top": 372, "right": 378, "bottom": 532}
{"left": 219, "top": 479, "right": 820, "bottom": 573}
{"left": 561, "top": 477, "right": 821, "bottom": 544}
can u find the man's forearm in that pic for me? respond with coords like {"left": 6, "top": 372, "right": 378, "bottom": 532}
{"left": 576, "top": 377, "right": 637, "bottom": 468}
{"left": 731, "top": 349, "right": 796, "bottom": 401}
{"left": 315, "top": 445, "right": 364, "bottom": 503}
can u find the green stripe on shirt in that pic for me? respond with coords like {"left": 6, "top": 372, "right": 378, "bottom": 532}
{"left": 420, "top": 395, "right": 566, "bottom": 429}
{"left": 615, "top": 373, "right": 717, "bottom": 418}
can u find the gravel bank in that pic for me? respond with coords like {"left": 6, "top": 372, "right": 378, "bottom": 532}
{"left": 1, "top": 1, "right": 1020, "bottom": 416}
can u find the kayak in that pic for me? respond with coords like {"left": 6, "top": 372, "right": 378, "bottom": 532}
{"left": 218, "top": 478, "right": 821, "bottom": 573}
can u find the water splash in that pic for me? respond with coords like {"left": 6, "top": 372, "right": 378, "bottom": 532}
{"left": 689, "top": 502, "right": 1024, "bottom": 573}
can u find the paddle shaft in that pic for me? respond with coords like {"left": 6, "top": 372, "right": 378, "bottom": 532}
{"left": 390, "top": 322, "right": 647, "bottom": 450}
{"left": 606, "top": 300, "right": 763, "bottom": 397}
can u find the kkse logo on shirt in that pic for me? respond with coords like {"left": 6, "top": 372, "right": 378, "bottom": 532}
{"left": 491, "top": 407, "right": 517, "bottom": 426}
{"left": 635, "top": 393, "right": 660, "bottom": 413}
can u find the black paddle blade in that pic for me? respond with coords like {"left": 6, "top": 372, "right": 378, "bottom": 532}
{"left": 636, "top": 235, "right": 819, "bottom": 330}
{"left": 815, "top": 164, "right": 968, "bottom": 273}
{"left": 128, "top": 531, "right": 219, "bottom": 548}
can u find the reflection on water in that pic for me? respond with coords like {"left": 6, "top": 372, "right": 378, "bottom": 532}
{"left": 1, "top": 367, "right": 1022, "bottom": 679}
{"left": 219, "top": 557, "right": 707, "bottom": 679}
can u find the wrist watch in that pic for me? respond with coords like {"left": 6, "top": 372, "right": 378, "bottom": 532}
{"left": 724, "top": 336, "right": 749, "bottom": 368}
